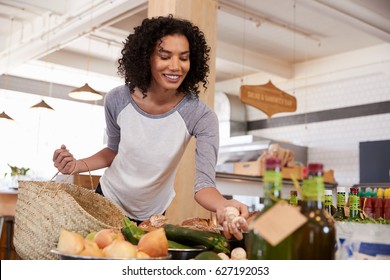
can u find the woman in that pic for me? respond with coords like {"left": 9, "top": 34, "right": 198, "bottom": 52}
{"left": 53, "top": 15, "right": 248, "bottom": 239}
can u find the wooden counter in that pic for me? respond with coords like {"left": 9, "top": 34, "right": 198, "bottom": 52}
{"left": 0, "top": 189, "right": 17, "bottom": 216}
{"left": 0, "top": 188, "right": 18, "bottom": 259}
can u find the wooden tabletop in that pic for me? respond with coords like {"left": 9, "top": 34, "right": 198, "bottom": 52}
{"left": 0, "top": 189, "right": 18, "bottom": 216}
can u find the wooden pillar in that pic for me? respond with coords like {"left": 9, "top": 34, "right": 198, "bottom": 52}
{"left": 148, "top": 0, "right": 218, "bottom": 224}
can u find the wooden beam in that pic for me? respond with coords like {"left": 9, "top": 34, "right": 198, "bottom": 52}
{"left": 148, "top": 0, "right": 218, "bottom": 224}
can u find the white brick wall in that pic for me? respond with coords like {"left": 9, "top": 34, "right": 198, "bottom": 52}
{"left": 251, "top": 113, "right": 390, "bottom": 188}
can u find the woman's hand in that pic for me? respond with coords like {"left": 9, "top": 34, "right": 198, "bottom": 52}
{"left": 52, "top": 144, "right": 77, "bottom": 174}
{"left": 194, "top": 188, "right": 249, "bottom": 240}
{"left": 215, "top": 200, "right": 249, "bottom": 241}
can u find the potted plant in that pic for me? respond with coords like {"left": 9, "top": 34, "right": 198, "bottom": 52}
{"left": 4, "top": 164, "right": 30, "bottom": 188}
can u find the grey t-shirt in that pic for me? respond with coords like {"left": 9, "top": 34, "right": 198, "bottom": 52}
{"left": 100, "top": 85, "right": 219, "bottom": 220}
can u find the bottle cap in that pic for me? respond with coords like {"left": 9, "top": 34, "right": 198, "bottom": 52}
{"left": 307, "top": 163, "right": 323, "bottom": 174}
{"left": 325, "top": 189, "right": 333, "bottom": 195}
{"left": 265, "top": 157, "right": 281, "bottom": 169}
{"left": 337, "top": 187, "right": 345, "bottom": 193}
{"left": 385, "top": 188, "right": 390, "bottom": 198}
{"left": 377, "top": 187, "right": 383, "bottom": 197}
{"left": 350, "top": 187, "right": 359, "bottom": 195}
{"left": 290, "top": 190, "right": 298, "bottom": 196}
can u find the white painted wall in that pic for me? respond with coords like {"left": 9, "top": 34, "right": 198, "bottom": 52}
{"left": 215, "top": 43, "right": 390, "bottom": 189}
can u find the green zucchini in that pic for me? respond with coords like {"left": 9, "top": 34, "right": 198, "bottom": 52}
{"left": 121, "top": 217, "right": 145, "bottom": 245}
{"left": 163, "top": 224, "right": 230, "bottom": 254}
{"left": 194, "top": 251, "right": 222, "bottom": 260}
{"left": 168, "top": 240, "right": 193, "bottom": 249}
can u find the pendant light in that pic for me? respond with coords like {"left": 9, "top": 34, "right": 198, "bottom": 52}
{"left": 30, "top": 99, "right": 54, "bottom": 110}
{"left": 69, "top": 82, "right": 102, "bottom": 101}
{"left": 0, "top": 18, "right": 15, "bottom": 121}
{"left": 69, "top": 2, "right": 102, "bottom": 101}
{"left": 30, "top": 13, "right": 55, "bottom": 111}
{"left": 0, "top": 111, "right": 14, "bottom": 120}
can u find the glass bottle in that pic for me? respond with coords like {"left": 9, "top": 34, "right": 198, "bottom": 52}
{"left": 348, "top": 187, "right": 363, "bottom": 221}
{"left": 289, "top": 190, "right": 298, "bottom": 206}
{"left": 247, "top": 157, "right": 293, "bottom": 260}
{"left": 333, "top": 187, "right": 346, "bottom": 221}
{"left": 324, "top": 189, "right": 334, "bottom": 215}
{"left": 384, "top": 189, "right": 390, "bottom": 220}
{"left": 292, "top": 163, "right": 336, "bottom": 260}
{"left": 362, "top": 189, "right": 374, "bottom": 219}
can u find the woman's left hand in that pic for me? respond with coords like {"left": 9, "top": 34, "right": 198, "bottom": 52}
{"left": 216, "top": 200, "right": 249, "bottom": 240}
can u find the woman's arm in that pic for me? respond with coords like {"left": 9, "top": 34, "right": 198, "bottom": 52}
{"left": 195, "top": 186, "right": 249, "bottom": 239}
{"left": 53, "top": 144, "right": 117, "bottom": 174}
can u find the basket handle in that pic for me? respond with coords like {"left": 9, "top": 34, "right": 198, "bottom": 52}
{"left": 78, "top": 159, "right": 94, "bottom": 190}
{"left": 48, "top": 159, "right": 94, "bottom": 190}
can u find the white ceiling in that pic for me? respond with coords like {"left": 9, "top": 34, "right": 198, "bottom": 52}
{"left": 0, "top": 0, "right": 389, "bottom": 100}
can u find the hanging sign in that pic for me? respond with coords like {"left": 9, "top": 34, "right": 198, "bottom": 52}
{"left": 240, "top": 81, "right": 297, "bottom": 118}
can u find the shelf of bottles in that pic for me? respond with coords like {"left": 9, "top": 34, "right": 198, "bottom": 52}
{"left": 215, "top": 172, "right": 337, "bottom": 197}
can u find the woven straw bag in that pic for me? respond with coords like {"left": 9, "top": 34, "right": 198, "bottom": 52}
{"left": 14, "top": 180, "right": 125, "bottom": 260}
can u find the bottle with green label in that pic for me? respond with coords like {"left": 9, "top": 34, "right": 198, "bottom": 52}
{"left": 348, "top": 187, "right": 363, "bottom": 221}
{"left": 292, "top": 163, "right": 336, "bottom": 259}
{"left": 324, "top": 189, "right": 335, "bottom": 215}
{"left": 289, "top": 190, "right": 298, "bottom": 206}
{"left": 246, "top": 157, "right": 293, "bottom": 260}
{"left": 333, "top": 187, "right": 346, "bottom": 221}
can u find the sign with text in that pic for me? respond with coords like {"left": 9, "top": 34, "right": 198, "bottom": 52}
{"left": 240, "top": 81, "right": 297, "bottom": 118}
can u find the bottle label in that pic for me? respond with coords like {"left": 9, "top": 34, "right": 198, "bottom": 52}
{"left": 337, "top": 192, "right": 346, "bottom": 207}
{"left": 350, "top": 195, "right": 360, "bottom": 211}
{"left": 250, "top": 202, "right": 307, "bottom": 246}
{"left": 290, "top": 196, "right": 298, "bottom": 206}
{"left": 324, "top": 195, "right": 332, "bottom": 206}
{"left": 264, "top": 170, "right": 282, "bottom": 191}
{"left": 302, "top": 176, "right": 324, "bottom": 201}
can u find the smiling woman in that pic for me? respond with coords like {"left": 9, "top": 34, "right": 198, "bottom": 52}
{"left": 51, "top": 14, "right": 249, "bottom": 240}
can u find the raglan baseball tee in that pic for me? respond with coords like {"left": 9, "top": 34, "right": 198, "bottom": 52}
{"left": 99, "top": 85, "right": 219, "bottom": 221}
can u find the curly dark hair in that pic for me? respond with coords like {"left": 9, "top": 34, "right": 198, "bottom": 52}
{"left": 117, "top": 14, "right": 210, "bottom": 98}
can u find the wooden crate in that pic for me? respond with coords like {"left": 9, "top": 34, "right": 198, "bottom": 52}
{"left": 281, "top": 166, "right": 306, "bottom": 180}
{"left": 234, "top": 161, "right": 304, "bottom": 180}
{"left": 234, "top": 161, "right": 263, "bottom": 176}
{"left": 234, "top": 161, "right": 335, "bottom": 183}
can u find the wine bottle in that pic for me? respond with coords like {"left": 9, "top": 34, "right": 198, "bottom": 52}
{"left": 333, "top": 187, "right": 346, "bottom": 221}
{"left": 246, "top": 157, "right": 293, "bottom": 260}
{"left": 292, "top": 163, "right": 336, "bottom": 260}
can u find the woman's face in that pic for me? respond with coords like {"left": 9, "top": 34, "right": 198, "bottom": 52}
{"left": 149, "top": 34, "right": 190, "bottom": 92}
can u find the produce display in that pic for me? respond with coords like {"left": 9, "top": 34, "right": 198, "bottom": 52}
{"left": 55, "top": 224, "right": 169, "bottom": 259}
{"left": 54, "top": 213, "right": 249, "bottom": 260}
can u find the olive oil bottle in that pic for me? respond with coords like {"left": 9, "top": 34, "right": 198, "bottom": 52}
{"left": 348, "top": 187, "right": 363, "bottom": 221}
{"left": 333, "top": 187, "right": 346, "bottom": 221}
{"left": 292, "top": 163, "right": 336, "bottom": 259}
{"left": 289, "top": 190, "right": 298, "bottom": 206}
{"left": 246, "top": 158, "right": 293, "bottom": 260}
{"left": 324, "top": 189, "right": 335, "bottom": 216}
